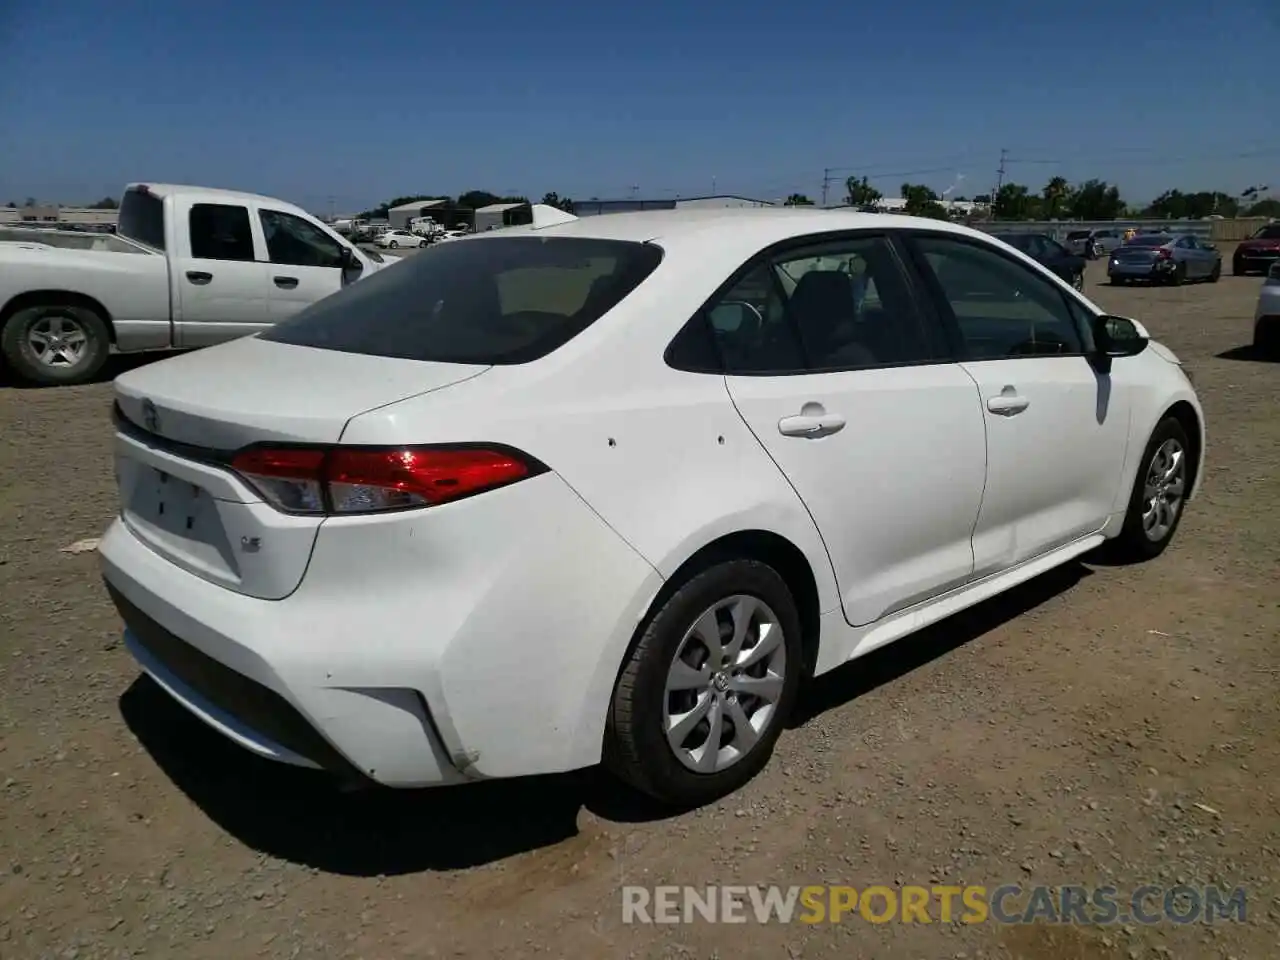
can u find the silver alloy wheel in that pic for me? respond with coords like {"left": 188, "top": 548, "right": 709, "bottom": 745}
{"left": 663, "top": 594, "right": 786, "bottom": 774}
{"left": 27, "top": 313, "right": 89, "bottom": 369}
{"left": 1142, "top": 437, "right": 1186, "bottom": 542}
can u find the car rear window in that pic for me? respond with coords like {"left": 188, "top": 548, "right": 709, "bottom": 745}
{"left": 1255, "top": 225, "right": 1280, "bottom": 240}
{"left": 1124, "top": 235, "right": 1168, "bottom": 246}
{"left": 260, "top": 236, "right": 664, "bottom": 364}
{"left": 117, "top": 188, "right": 166, "bottom": 251}
{"left": 1065, "top": 231, "right": 1090, "bottom": 240}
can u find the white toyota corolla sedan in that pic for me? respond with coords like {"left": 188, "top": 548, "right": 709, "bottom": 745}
{"left": 100, "top": 208, "right": 1205, "bottom": 806}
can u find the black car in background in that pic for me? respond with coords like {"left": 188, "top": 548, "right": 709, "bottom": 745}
{"left": 991, "top": 232, "right": 1088, "bottom": 291}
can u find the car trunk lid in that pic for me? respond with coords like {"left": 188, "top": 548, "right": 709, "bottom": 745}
{"left": 1114, "top": 245, "right": 1163, "bottom": 263}
{"left": 111, "top": 336, "right": 489, "bottom": 599}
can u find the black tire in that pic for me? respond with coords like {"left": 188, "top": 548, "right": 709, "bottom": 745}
{"left": 1209, "top": 260, "right": 1221, "bottom": 283}
{"left": 1072, "top": 270, "right": 1084, "bottom": 291}
{"left": 1254, "top": 317, "right": 1280, "bottom": 355}
{"left": 419, "top": 240, "right": 428, "bottom": 248}
{"left": 1232, "top": 261, "right": 1243, "bottom": 277}
{"left": 1169, "top": 262, "right": 1186, "bottom": 286}
{"left": 388, "top": 240, "right": 399, "bottom": 249}
{"left": 1, "top": 302, "right": 110, "bottom": 386}
{"left": 604, "top": 559, "right": 803, "bottom": 807}
{"left": 1105, "top": 416, "right": 1193, "bottom": 563}
{"left": 1109, "top": 276, "right": 1126, "bottom": 286}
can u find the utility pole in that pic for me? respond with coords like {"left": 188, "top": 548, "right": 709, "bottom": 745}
{"left": 992, "top": 148, "right": 1007, "bottom": 217}
{"left": 821, "top": 168, "right": 831, "bottom": 208}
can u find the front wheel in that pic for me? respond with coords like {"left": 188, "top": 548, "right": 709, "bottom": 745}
{"left": 419, "top": 240, "right": 428, "bottom": 247}
{"left": 388, "top": 240, "right": 399, "bottom": 249}
{"left": 1209, "top": 260, "right": 1221, "bottom": 283}
{"left": 1106, "top": 417, "right": 1192, "bottom": 562}
{"left": 1169, "top": 262, "right": 1186, "bottom": 286}
{"left": 1, "top": 303, "right": 110, "bottom": 386}
{"left": 605, "top": 559, "right": 802, "bottom": 807}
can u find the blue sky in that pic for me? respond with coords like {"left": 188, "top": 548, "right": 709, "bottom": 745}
{"left": 2, "top": 0, "right": 1277, "bottom": 213}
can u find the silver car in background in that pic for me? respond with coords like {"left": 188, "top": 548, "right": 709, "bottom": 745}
{"left": 1107, "top": 233, "right": 1222, "bottom": 285}
{"left": 1064, "top": 227, "right": 1125, "bottom": 260}
{"left": 1254, "top": 261, "right": 1280, "bottom": 354}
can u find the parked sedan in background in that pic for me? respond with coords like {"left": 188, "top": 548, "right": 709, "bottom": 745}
{"left": 375, "top": 229, "right": 429, "bottom": 249}
{"left": 992, "top": 232, "right": 1087, "bottom": 290}
{"left": 1233, "top": 223, "right": 1280, "bottom": 276}
{"left": 1108, "top": 233, "right": 1222, "bottom": 285}
{"left": 99, "top": 208, "right": 1203, "bottom": 806}
{"left": 1254, "top": 261, "right": 1280, "bottom": 354}
{"left": 1064, "top": 228, "right": 1125, "bottom": 259}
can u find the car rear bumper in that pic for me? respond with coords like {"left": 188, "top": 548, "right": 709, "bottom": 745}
{"left": 100, "top": 471, "right": 663, "bottom": 787}
{"left": 1107, "top": 260, "right": 1173, "bottom": 278}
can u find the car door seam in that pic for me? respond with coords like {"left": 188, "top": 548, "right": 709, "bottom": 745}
{"left": 718, "top": 375, "right": 843, "bottom": 617}
{"left": 955, "top": 361, "right": 991, "bottom": 558}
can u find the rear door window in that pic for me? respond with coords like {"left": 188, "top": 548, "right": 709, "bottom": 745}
{"left": 260, "top": 236, "right": 663, "bottom": 364}
{"left": 117, "top": 189, "right": 166, "bottom": 251}
{"left": 189, "top": 204, "right": 255, "bottom": 262}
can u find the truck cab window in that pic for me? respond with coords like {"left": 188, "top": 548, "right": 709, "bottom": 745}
{"left": 259, "top": 210, "right": 346, "bottom": 269}
{"left": 189, "top": 204, "right": 255, "bottom": 262}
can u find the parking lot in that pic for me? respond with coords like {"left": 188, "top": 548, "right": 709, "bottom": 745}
{"left": 0, "top": 253, "right": 1277, "bottom": 959}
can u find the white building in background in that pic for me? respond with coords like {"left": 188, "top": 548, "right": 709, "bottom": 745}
{"left": 866, "top": 197, "right": 981, "bottom": 215}
{"left": 571, "top": 195, "right": 774, "bottom": 217}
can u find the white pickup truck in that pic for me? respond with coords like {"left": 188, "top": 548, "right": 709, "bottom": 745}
{"left": 0, "top": 183, "right": 394, "bottom": 386}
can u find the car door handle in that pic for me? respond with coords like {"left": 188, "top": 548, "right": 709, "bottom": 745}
{"left": 778, "top": 412, "right": 846, "bottom": 437}
{"left": 185, "top": 271, "right": 213, "bottom": 285}
{"left": 273, "top": 276, "right": 299, "bottom": 289}
{"left": 987, "top": 394, "right": 1030, "bottom": 416}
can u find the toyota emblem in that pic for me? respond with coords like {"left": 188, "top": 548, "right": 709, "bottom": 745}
{"left": 141, "top": 399, "right": 160, "bottom": 433}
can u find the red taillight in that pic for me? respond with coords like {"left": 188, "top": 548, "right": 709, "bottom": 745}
{"left": 230, "top": 445, "right": 542, "bottom": 515}
{"left": 1154, "top": 248, "right": 1172, "bottom": 260}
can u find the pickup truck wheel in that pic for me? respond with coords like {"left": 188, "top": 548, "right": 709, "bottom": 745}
{"left": 2, "top": 304, "right": 110, "bottom": 386}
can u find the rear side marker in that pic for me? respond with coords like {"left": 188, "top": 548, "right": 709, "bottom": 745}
{"left": 231, "top": 444, "right": 548, "bottom": 515}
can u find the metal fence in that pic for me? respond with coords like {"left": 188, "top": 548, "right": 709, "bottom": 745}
{"left": 975, "top": 219, "right": 1217, "bottom": 242}
{"left": 974, "top": 217, "right": 1275, "bottom": 244}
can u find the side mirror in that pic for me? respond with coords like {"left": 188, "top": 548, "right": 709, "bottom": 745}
{"left": 339, "top": 246, "right": 364, "bottom": 286}
{"left": 1090, "top": 314, "right": 1148, "bottom": 373}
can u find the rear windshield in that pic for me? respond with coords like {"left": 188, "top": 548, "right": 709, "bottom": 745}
{"left": 1065, "top": 231, "right": 1090, "bottom": 240}
{"left": 1124, "top": 235, "right": 1168, "bottom": 247}
{"left": 117, "top": 189, "right": 166, "bottom": 251}
{"left": 260, "top": 236, "right": 664, "bottom": 364}
{"left": 1254, "top": 225, "right": 1280, "bottom": 240}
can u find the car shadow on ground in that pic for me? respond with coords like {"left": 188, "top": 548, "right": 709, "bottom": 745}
{"left": 791, "top": 561, "right": 1090, "bottom": 725}
{"left": 120, "top": 561, "right": 1091, "bottom": 877}
{"left": 1216, "top": 345, "right": 1278, "bottom": 364}
{"left": 0, "top": 351, "right": 179, "bottom": 389}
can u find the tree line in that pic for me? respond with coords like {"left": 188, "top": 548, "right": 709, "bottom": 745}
{"left": 811, "top": 175, "right": 1280, "bottom": 221}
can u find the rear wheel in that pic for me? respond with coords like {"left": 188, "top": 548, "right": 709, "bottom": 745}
{"left": 1072, "top": 270, "right": 1084, "bottom": 291}
{"left": 1, "top": 302, "right": 110, "bottom": 386}
{"left": 1169, "top": 262, "right": 1186, "bottom": 286}
{"left": 605, "top": 559, "right": 802, "bottom": 807}
{"left": 1232, "top": 261, "right": 1244, "bottom": 276}
{"left": 1106, "top": 417, "right": 1192, "bottom": 562}
{"left": 388, "top": 240, "right": 399, "bottom": 249}
{"left": 1255, "top": 317, "right": 1280, "bottom": 355}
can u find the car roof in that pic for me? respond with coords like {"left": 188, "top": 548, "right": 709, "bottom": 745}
{"left": 503, "top": 207, "right": 983, "bottom": 247}
{"left": 126, "top": 183, "right": 315, "bottom": 219}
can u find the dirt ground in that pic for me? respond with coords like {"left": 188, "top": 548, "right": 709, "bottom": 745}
{"left": 1, "top": 255, "right": 1277, "bottom": 960}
